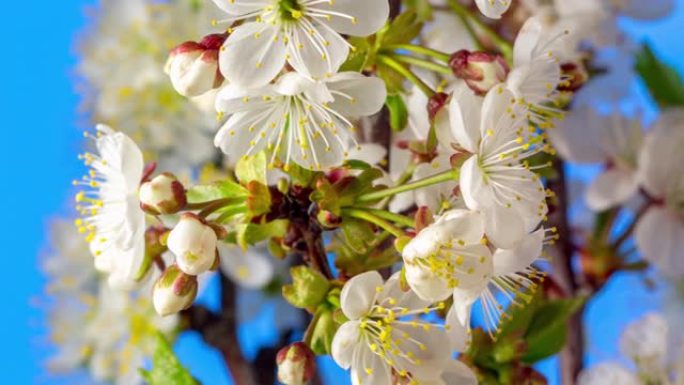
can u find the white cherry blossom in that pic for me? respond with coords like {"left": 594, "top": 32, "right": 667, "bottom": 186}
{"left": 214, "top": 71, "right": 386, "bottom": 170}
{"left": 212, "top": 0, "right": 389, "bottom": 88}
{"left": 635, "top": 110, "right": 684, "bottom": 277}
{"left": 578, "top": 363, "right": 641, "bottom": 385}
{"left": 549, "top": 106, "right": 643, "bottom": 211}
{"left": 506, "top": 16, "right": 566, "bottom": 128}
{"left": 74, "top": 124, "right": 147, "bottom": 289}
{"left": 474, "top": 0, "right": 513, "bottom": 19}
{"left": 437, "top": 84, "right": 549, "bottom": 248}
{"left": 331, "top": 271, "right": 457, "bottom": 385}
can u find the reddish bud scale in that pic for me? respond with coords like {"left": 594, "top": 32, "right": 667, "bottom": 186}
{"left": 428, "top": 92, "right": 450, "bottom": 121}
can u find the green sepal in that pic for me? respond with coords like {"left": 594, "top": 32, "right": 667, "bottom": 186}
{"left": 282, "top": 266, "right": 331, "bottom": 309}
{"left": 309, "top": 309, "right": 337, "bottom": 355}
{"left": 385, "top": 94, "right": 409, "bottom": 132}
{"left": 236, "top": 219, "right": 290, "bottom": 249}
{"left": 235, "top": 151, "right": 268, "bottom": 185}
{"left": 186, "top": 181, "right": 247, "bottom": 204}
{"left": 246, "top": 180, "right": 271, "bottom": 218}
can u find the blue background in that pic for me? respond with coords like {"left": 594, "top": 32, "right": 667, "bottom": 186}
{"left": 1, "top": 1, "right": 683, "bottom": 383}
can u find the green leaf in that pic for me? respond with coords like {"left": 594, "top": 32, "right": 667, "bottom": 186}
{"left": 385, "top": 94, "right": 409, "bottom": 132}
{"left": 236, "top": 219, "right": 289, "bottom": 249}
{"left": 522, "top": 296, "right": 586, "bottom": 363}
{"left": 246, "top": 180, "right": 272, "bottom": 218}
{"left": 186, "top": 181, "right": 247, "bottom": 204}
{"left": 310, "top": 309, "right": 338, "bottom": 355}
{"left": 139, "top": 333, "right": 199, "bottom": 385}
{"left": 635, "top": 43, "right": 684, "bottom": 107}
{"left": 282, "top": 266, "right": 331, "bottom": 309}
{"left": 381, "top": 10, "right": 423, "bottom": 46}
{"left": 340, "top": 37, "right": 374, "bottom": 72}
{"left": 235, "top": 151, "right": 268, "bottom": 185}
{"left": 403, "top": 0, "right": 432, "bottom": 21}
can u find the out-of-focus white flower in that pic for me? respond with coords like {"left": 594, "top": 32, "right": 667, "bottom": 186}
{"left": 44, "top": 221, "right": 178, "bottom": 385}
{"left": 164, "top": 33, "right": 227, "bottom": 97}
{"left": 219, "top": 244, "right": 275, "bottom": 289}
{"left": 331, "top": 271, "right": 458, "bottom": 384}
{"left": 74, "top": 125, "right": 147, "bottom": 289}
{"left": 474, "top": 0, "right": 512, "bottom": 19}
{"left": 78, "top": 0, "right": 219, "bottom": 168}
{"left": 549, "top": 106, "right": 643, "bottom": 211}
{"left": 506, "top": 16, "right": 565, "bottom": 127}
{"left": 437, "top": 84, "right": 548, "bottom": 248}
{"left": 578, "top": 363, "right": 641, "bottom": 385}
{"left": 214, "top": 72, "right": 386, "bottom": 170}
{"left": 212, "top": 0, "right": 388, "bottom": 88}
{"left": 423, "top": 11, "right": 477, "bottom": 53}
{"left": 167, "top": 213, "right": 219, "bottom": 275}
{"left": 635, "top": 110, "right": 684, "bottom": 277}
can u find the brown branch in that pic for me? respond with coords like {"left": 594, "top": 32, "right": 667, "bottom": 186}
{"left": 183, "top": 275, "right": 258, "bottom": 385}
{"left": 548, "top": 159, "right": 584, "bottom": 385}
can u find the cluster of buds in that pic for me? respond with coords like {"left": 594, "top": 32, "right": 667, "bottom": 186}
{"left": 137, "top": 171, "right": 223, "bottom": 316}
{"left": 449, "top": 49, "right": 509, "bottom": 95}
{"left": 164, "top": 33, "right": 228, "bottom": 97}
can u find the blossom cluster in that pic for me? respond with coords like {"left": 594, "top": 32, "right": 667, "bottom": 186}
{"left": 45, "top": 0, "right": 684, "bottom": 384}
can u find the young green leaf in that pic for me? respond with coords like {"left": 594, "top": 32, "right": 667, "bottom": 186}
{"left": 139, "top": 333, "right": 199, "bottom": 385}
{"left": 635, "top": 43, "right": 684, "bottom": 107}
{"left": 186, "top": 181, "right": 247, "bottom": 204}
{"left": 235, "top": 151, "right": 268, "bottom": 185}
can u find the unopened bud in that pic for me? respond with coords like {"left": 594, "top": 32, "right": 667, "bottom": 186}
{"left": 276, "top": 342, "right": 316, "bottom": 385}
{"left": 153, "top": 264, "right": 198, "bottom": 316}
{"left": 316, "top": 209, "right": 342, "bottom": 229}
{"left": 167, "top": 213, "right": 218, "bottom": 275}
{"left": 139, "top": 173, "right": 187, "bottom": 215}
{"left": 164, "top": 33, "right": 227, "bottom": 97}
{"left": 427, "top": 92, "right": 449, "bottom": 121}
{"left": 449, "top": 50, "right": 509, "bottom": 95}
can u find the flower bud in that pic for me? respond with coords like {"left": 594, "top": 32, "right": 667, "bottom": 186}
{"left": 153, "top": 264, "right": 198, "bottom": 316}
{"left": 282, "top": 266, "right": 330, "bottom": 309}
{"left": 164, "top": 33, "right": 227, "bottom": 97}
{"left": 449, "top": 50, "right": 509, "bottom": 95}
{"left": 167, "top": 213, "right": 218, "bottom": 275}
{"left": 316, "top": 209, "right": 342, "bottom": 230}
{"left": 276, "top": 342, "right": 316, "bottom": 385}
{"left": 139, "top": 173, "right": 187, "bottom": 215}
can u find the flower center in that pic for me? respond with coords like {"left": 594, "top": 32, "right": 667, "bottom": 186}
{"left": 412, "top": 240, "right": 490, "bottom": 289}
{"left": 278, "top": 0, "right": 304, "bottom": 21}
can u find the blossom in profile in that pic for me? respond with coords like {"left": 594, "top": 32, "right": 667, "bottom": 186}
{"left": 74, "top": 124, "right": 147, "bottom": 289}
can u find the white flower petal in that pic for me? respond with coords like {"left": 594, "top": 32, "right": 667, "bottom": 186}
{"left": 620, "top": 313, "right": 669, "bottom": 364}
{"left": 440, "top": 361, "right": 478, "bottom": 385}
{"left": 340, "top": 271, "right": 383, "bottom": 319}
{"left": 350, "top": 346, "right": 391, "bottom": 385}
{"left": 446, "top": 305, "right": 470, "bottom": 352}
{"left": 484, "top": 206, "right": 526, "bottom": 249}
{"left": 404, "top": 262, "right": 453, "bottom": 302}
{"left": 513, "top": 17, "right": 543, "bottom": 67}
{"left": 434, "top": 209, "right": 486, "bottom": 244}
{"left": 460, "top": 155, "right": 494, "bottom": 210}
{"left": 331, "top": 321, "right": 361, "bottom": 370}
{"left": 506, "top": 59, "right": 561, "bottom": 105}
{"left": 274, "top": 72, "right": 318, "bottom": 96}
{"left": 287, "top": 22, "right": 349, "bottom": 79}
{"left": 326, "top": 72, "right": 387, "bottom": 117}
{"left": 444, "top": 83, "right": 482, "bottom": 153}
{"left": 347, "top": 143, "right": 387, "bottom": 165}
{"left": 493, "top": 228, "right": 544, "bottom": 276}
{"left": 321, "top": 0, "right": 389, "bottom": 36}
{"left": 635, "top": 207, "right": 684, "bottom": 278}
{"left": 210, "top": 0, "right": 270, "bottom": 15}
{"left": 377, "top": 272, "right": 430, "bottom": 311}
{"left": 219, "top": 22, "right": 286, "bottom": 88}
{"left": 585, "top": 168, "right": 638, "bottom": 211}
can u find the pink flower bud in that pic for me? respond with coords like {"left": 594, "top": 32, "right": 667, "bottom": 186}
{"left": 167, "top": 213, "right": 218, "bottom": 275}
{"left": 276, "top": 342, "right": 316, "bottom": 385}
{"left": 139, "top": 173, "right": 187, "bottom": 215}
{"left": 449, "top": 50, "right": 509, "bottom": 95}
{"left": 153, "top": 264, "right": 198, "bottom": 316}
{"left": 164, "top": 34, "right": 227, "bottom": 97}
{"left": 427, "top": 92, "right": 449, "bottom": 121}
